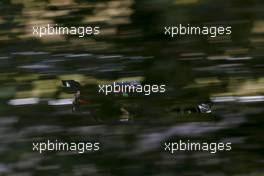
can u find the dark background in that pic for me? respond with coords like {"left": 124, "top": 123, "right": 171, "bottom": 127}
{"left": 0, "top": 0, "right": 263, "bottom": 175}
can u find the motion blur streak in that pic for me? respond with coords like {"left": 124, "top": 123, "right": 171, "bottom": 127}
{"left": 0, "top": 0, "right": 263, "bottom": 175}
{"left": 48, "top": 99, "right": 73, "bottom": 106}
{"left": 211, "top": 96, "right": 264, "bottom": 103}
{"left": 8, "top": 98, "right": 40, "bottom": 106}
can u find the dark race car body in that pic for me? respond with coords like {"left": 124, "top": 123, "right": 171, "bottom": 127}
{"left": 61, "top": 80, "right": 212, "bottom": 122}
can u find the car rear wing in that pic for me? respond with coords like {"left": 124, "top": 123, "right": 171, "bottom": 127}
{"left": 61, "top": 80, "right": 81, "bottom": 93}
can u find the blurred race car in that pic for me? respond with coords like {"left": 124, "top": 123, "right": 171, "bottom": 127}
{"left": 61, "top": 80, "right": 212, "bottom": 120}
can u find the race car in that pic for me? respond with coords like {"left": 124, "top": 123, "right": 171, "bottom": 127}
{"left": 61, "top": 80, "right": 212, "bottom": 119}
